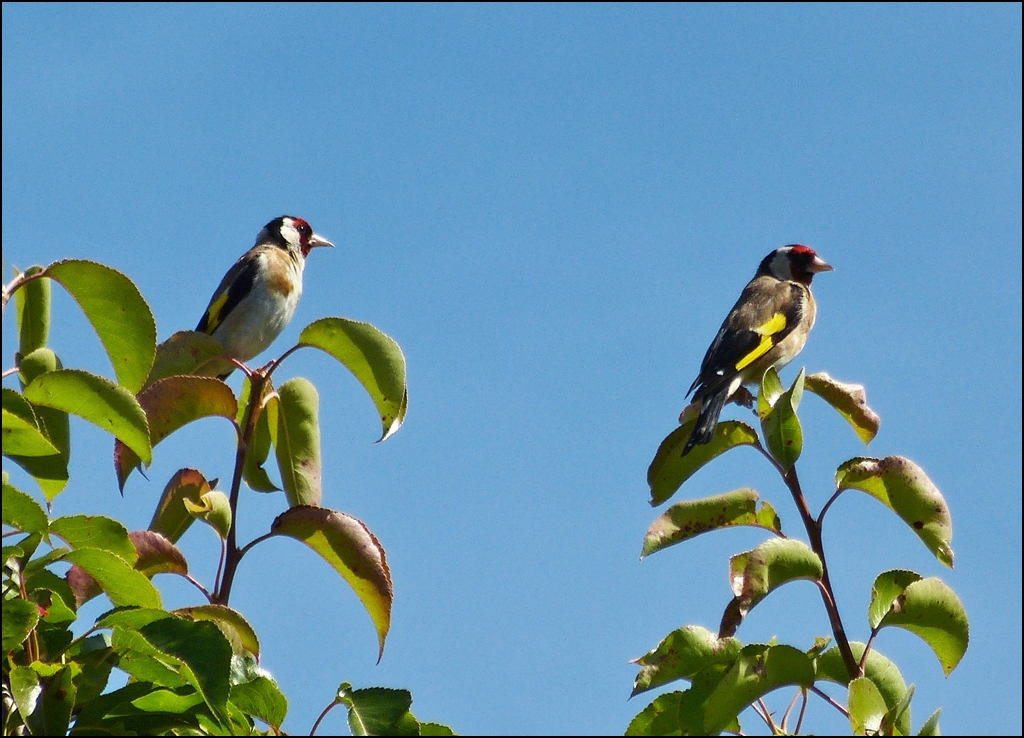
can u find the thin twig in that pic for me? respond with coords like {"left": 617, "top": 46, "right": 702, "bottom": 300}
{"left": 309, "top": 699, "right": 341, "bottom": 736}
{"left": 794, "top": 688, "right": 809, "bottom": 735}
{"left": 810, "top": 684, "right": 850, "bottom": 718}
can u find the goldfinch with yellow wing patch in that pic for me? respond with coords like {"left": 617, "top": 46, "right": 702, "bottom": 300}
{"left": 682, "top": 244, "right": 833, "bottom": 455}
{"left": 197, "top": 216, "right": 333, "bottom": 378}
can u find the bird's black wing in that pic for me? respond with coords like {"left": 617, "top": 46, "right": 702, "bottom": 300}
{"left": 688, "top": 279, "right": 804, "bottom": 397}
{"left": 196, "top": 253, "right": 259, "bottom": 335}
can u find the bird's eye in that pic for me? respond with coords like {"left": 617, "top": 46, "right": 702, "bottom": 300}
{"left": 297, "top": 223, "right": 312, "bottom": 237}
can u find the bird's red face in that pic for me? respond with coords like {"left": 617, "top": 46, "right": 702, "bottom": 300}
{"left": 769, "top": 244, "right": 833, "bottom": 285}
{"left": 276, "top": 216, "right": 335, "bottom": 257}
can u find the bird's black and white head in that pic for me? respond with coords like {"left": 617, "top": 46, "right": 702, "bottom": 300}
{"left": 256, "top": 216, "right": 334, "bottom": 258}
{"left": 759, "top": 244, "right": 833, "bottom": 285}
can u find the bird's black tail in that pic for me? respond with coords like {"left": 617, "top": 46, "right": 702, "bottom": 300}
{"left": 682, "top": 388, "right": 729, "bottom": 455}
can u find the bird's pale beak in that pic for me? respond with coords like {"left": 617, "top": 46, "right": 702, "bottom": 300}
{"left": 808, "top": 256, "right": 833, "bottom": 273}
{"left": 309, "top": 233, "right": 335, "bottom": 249}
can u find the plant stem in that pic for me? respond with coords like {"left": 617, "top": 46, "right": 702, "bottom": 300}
{"left": 782, "top": 465, "right": 861, "bottom": 679}
{"left": 212, "top": 371, "right": 268, "bottom": 604}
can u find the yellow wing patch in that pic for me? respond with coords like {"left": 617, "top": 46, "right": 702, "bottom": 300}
{"left": 734, "top": 312, "right": 787, "bottom": 371}
{"left": 203, "top": 289, "right": 231, "bottom": 335}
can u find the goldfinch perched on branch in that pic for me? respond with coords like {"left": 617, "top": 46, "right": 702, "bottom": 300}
{"left": 196, "top": 216, "right": 334, "bottom": 378}
{"left": 682, "top": 245, "right": 833, "bottom": 455}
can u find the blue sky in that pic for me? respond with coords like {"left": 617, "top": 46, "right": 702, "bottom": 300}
{"left": 3, "top": 3, "right": 1020, "bottom": 735}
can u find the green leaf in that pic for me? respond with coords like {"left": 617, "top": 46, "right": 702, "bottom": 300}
{"left": 139, "top": 617, "right": 232, "bottom": 720}
{"left": 648, "top": 421, "right": 760, "bottom": 506}
{"left": 806, "top": 372, "right": 880, "bottom": 444}
{"left": 641, "top": 488, "right": 781, "bottom": 559}
{"left": 273, "top": 378, "right": 323, "bottom": 507}
{"left": 631, "top": 625, "right": 742, "bottom": 697}
{"left": 759, "top": 368, "right": 804, "bottom": 470}
{"left": 64, "top": 548, "right": 162, "bottom": 608}
{"left": 176, "top": 604, "right": 260, "bottom": 658}
{"left": 878, "top": 577, "right": 969, "bottom": 676}
{"left": 45, "top": 259, "right": 157, "bottom": 393}
{"left": 298, "top": 317, "right": 408, "bottom": 441}
{"left": 836, "top": 456, "right": 954, "bottom": 567}
{"left": 339, "top": 685, "right": 418, "bottom": 737}
{"left": 271, "top": 506, "right": 392, "bottom": 660}
{"left": 149, "top": 468, "right": 216, "bottom": 543}
{"left": 15, "top": 265, "right": 51, "bottom": 355}
{"left": 419, "top": 721, "right": 457, "bottom": 736}
{"left": 756, "top": 365, "right": 785, "bottom": 417}
{"left": 24, "top": 369, "right": 151, "bottom": 465}
{"left": 16, "top": 348, "right": 71, "bottom": 464}
{"left": 2, "top": 598, "right": 41, "bottom": 653}
{"left": 702, "top": 644, "right": 815, "bottom": 734}
{"left": 8, "top": 666, "right": 42, "bottom": 730}
{"left": 143, "top": 330, "right": 229, "bottom": 390}
{"left": 848, "top": 676, "right": 888, "bottom": 735}
{"left": 817, "top": 643, "right": 911, "bottom": 736}
{"left": 625, "top": 690, "right": 709, "bottom": 736}
{"left": 918, "top": 708, "right": 942, "bottom": 735}
{"left": 130, "top": 530, "right": 189, "bottom": 578}
{"left": 50, "top": 514, "right": 136, "bottom": 563}
{"left": 719, "top": 538, "right": 822, "bottom": 638}
{"left": 1, "top": 478, "right": 48, "bottom": 535}
{"left": 241, "top": 378, "right": 279, "bottom": 492}
{"left": 230, "top": 676, "right": 288, "bottom": 729}
{"left": 881, "top": 683, "right": 916, "bottom": 736}
{"left": 183, "top": 490, "right": 232, "bottom": 540}
{"left": 115, "top": 375, "right": 237, "bottom": 491}
{"left": 869, "top": 570, "right": 923, "bottom": 629}
{"left": 129, "top": 688, "right": 205, "bottom": 714}
{"left": 2, "top": 406, "right": 60, "bottom": 456}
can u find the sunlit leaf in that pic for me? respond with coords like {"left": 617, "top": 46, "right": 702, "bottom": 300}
{"left": 720, "top": 538, "right": 822, "bottom": 638}
{"left": 918, "top": 708, "right": 942, "bottom": 735}
{"left": 16, "top": 348, "right": 70, "bottom": 461}
{"left": 836, "top": 456, "right": 954, "bottom": 567}
{"left": 64, "top": 548, "right": 161, "bottom": 608}
{"left": 24, "top": 369, "right": 150, "bottom": 465}
{"left": 271, "top": 506, "right": 392, "bottom": 660}
{"left": 878, "top": 577, "right": 969, "bottom": 676}
{"left": 230, "top": 675, "right": 287, "bottom": 729}
{"left": 1, "top": 478, "right": 48, "bottom": 535}
{"left": 2, "top": 388, "right": 69, "bottom": 500}
{"left": 143, "top": 330, "right": 228, "bottom": 390}
{"left": 45, "top": 259, "right": 157, "bottom": 393}
{"left": 631, "top": 625, "right": 742, "bottom": 697}
{"left": 760, "top": 369, "right": 804, "bottom": 470}
{"left": 115, "top": 375, "right": 237, "bottom": 491}
{"left": 702, "top": 644, "right": 814, "bottom": 734}
{"left": 130, "top": 530, "right": 189, "bottom": 578}
{"left": 298, "top": 317, "right": 408, "bottom": 441}
{"left": 176, "top": 604, "right": 260, "bottom": 658}
{"left": 240, "top": 378, "right": 279, "bottom": 492}
{"left": 756, "top": 366, "right": 785, "bottom": 418}
{"left": 138, "top": 617, "right": 232, "bottom": 720}
{"left": 869, "top": 570, "right": 922, "bottom": 629}
{"left": 2, "top": 598, "right": 41, "bottom": 653}
{"left": 183, "top": 490, "right": 232, "bottom": 540}
{"left": 848, "top": 676, "right": 887, "bottom": 735}
{"left": 806, "top": 372, "right": 880, "bottom": 444}
{"left": 149, "top": 468, "right": 215, "bottom": 543}
{"left": 641, "top": 488, "right": 781, "bottom": 559}
{"left": 15, "top": 266, "right": 50, "bottom": 357}
{"left": 50, "top": 514, "right": 136, "bottom": 563}
{"left": 273, "top": 378, "right": 322, "bottom": 507}
{"left": 2, "top": 406, "right": 59, "bottom": 456}
{"left": 817, "top": 643, "right": 910, "bottom": 736}
{"left": 338, "top": 685, "right": 417, "bottom": 737}
{"left": 648, "top": 421, "right": 760, "bottom": 506}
